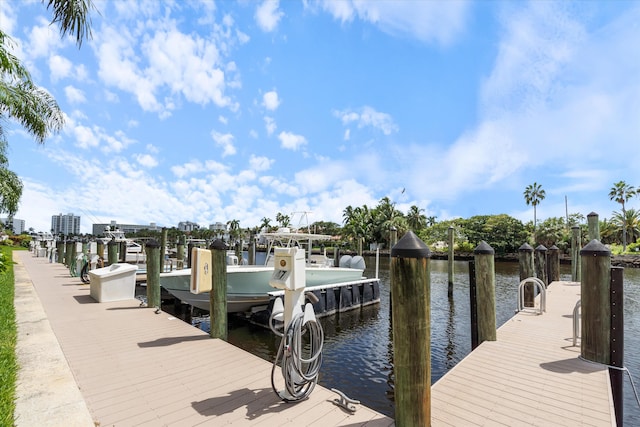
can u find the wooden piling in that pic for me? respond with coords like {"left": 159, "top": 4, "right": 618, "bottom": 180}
{"left": 176, "top": 235, "right": 185, "bottom": 270}
{"left": 580, "top": 239, "right": 611, "bottom": 364}
{"left": 145, "top": 240, "right": 161, "bottom": 309}
{"left": 547, "top": 245, "right": 560, "bottom": 283}
{"left": 474, "top": 241, "right": 496, "bottom": 343}
{"left": 390, "top": 231, "right": 431, "bottom": 427}
{"left": 56, "top": 240, "right": 65, "bottom": 264}
{"left": 249, "top": 237, "right": 256, "bottom": 265}
{"left": 65, "top": 241, "right": 74, "bottom": 268}
{"left": 96, "top": 241, "right": 104, "bottom": 266}
{"left": 210, "top": 239, "right": 227, "bottom": 340}
{"left": 587, "top": 211, "right": 600, "bottom": 242}
{"left": 187, "top": 242, "right": 194, "bottom": 268}
{"left": 535, "top": 244, "right": 548, "bottom": 286}
{"left": 518, "top": 243, "right": 534, "bottom": 307}
{"left": 107, "top": 240, "right": 118, "bottom": 266}
{"left": 160, "top": 227, "right": 167, "bottom": 272}
{"left": 571, "top": 225, "right": 581, "bottom": 282}
{"left": 447, "top": 226, "right": 454, "bottom": 295}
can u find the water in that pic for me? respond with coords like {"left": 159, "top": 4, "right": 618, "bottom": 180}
{"left": 224, "top": 258, "right": 640, "bottom": 425}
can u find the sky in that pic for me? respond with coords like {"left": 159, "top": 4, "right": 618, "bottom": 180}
{"left": 1, "top": 0, "right": 639, "bottom": 235}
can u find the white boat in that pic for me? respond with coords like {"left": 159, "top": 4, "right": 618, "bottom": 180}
{"left": 99, "top": 226, "right": 146, "bottom": 264}
{"left": 159, "top": 228, "right": 369, "bottom": 313}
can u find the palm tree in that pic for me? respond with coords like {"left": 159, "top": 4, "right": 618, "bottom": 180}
{"left": 406, "top": 205, "right": 427, "bottom": 231}
{"left": 0, "top": 0, "right": 96, "bottom": 213}
{"left": 609, "top": 181, "right": 637, "bottom": 252}
{"left": 259, "top": 217, "right": 271, "bottom": 233}
{"left": 226, "top": 219, "right": 241, "bottom": 244}
{"left": 611, "top": 208, "right": 640, "bottom": 249}
{"left": 524, "top": 182, "right": 546, "bottom": 242}
{"left": 0, "top": 140, "right": 22, "bottom": 215}
{"left": 275, "top": 212, "right": 290, "bottom": 228}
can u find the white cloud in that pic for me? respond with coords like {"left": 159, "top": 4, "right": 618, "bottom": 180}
{"left": 278, "top": 131, "right": 308, "bottom": 151}
{"left": 334, "top": 106, "right": 398, "bottom": 135}
{"left": 211, "top": 131, "right": 236, "bottom": 157}
{"left": 264, "top": 116, "right": 277, "bottom": 136}
{"left": 49, "top": 55, "right": 72, "bottom": 82}
{"left": 262, "top": 90, "right": 280, "bottom": 110}
{"left": 64, "top": 85, "right": 86, "bottom": 104}
{"left": 255, "top": 0, "right": 284, "bottom": 32}
{"left": 135, "top": 153, "right": 158, "bottom": 168}
{"left": 312, "top": 0, "right": 469, "bottom": 45}
{"left": 249, "top": 155, "right": 273, "bottom": 172}
{"left": 26, "top": 17, "right": 62, "bottom": 59}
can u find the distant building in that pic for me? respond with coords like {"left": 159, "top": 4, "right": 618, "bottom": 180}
{"left": 51, "top": 213, "right": 80, "bottom": 236}
{"left": 0, "top": 217, "right": 25, "bottom": 234}
{"left": 209, "top": 222, "right": 229, "bottom": 240}
{"left": 178, "top": 221, "right": 200, "bottom": 232}
{"left": 92, "top": 220, "right": 159, "bottom": 236}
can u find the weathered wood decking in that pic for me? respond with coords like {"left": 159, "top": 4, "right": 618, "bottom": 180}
{"left": 13, "top": 252, "right": 392, "bottom": 426}
{"left": 431, "top": 280, "right": 616, "bottom": 426}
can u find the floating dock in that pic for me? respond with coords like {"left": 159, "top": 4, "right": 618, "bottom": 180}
{"left": 431, "top": 280, "right": 616, "bottom": 426}
{"left": 13, "top": 252, "right": 393, "bottom": 426}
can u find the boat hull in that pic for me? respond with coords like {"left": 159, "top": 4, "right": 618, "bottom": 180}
{"left": 159, "top": 265, "right": 364, "bottom": 313}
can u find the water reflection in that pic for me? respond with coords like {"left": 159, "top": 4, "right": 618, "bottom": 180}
{"left": 225, "top": 257, "right": 640, "bottom": 425}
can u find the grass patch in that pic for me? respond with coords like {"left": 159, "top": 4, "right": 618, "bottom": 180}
{"left": 0, "top": 246, "right": 17, "bottom": 426}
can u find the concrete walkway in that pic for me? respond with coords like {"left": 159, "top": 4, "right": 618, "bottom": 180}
{"left": 13, "top": 251, "right": 392, "bottom": 426}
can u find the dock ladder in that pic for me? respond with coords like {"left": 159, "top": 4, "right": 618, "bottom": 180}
{"left": 516, "top": 277, "right": 547, "bottom": 314}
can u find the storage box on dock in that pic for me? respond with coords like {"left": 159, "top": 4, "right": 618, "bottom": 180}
{"left": 89, "top": 263, "right": 138, "bottom": 302}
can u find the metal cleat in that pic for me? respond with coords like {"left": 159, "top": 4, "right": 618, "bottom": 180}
{"left": 330, "top": 388, "right": 359, "bottom": 413}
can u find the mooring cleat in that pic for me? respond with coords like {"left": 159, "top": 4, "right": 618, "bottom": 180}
{"left": 330, "top": 388, "right": 359, "bottom": 413}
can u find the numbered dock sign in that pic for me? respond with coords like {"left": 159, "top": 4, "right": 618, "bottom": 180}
{"left": 190, "top": 248, "right": 212, "bottom": 294}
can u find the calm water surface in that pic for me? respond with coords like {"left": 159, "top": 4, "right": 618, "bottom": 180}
{"left": 225, "top": 258, "right": 640, "bottom": 425}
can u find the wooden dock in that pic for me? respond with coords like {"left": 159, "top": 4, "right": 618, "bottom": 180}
{"left": 431, "top": 280, "right": 616, "bottom": 426}
{"left": 13, "top": 252, "right": 393, "bottom": 426}
{"left": 13, "top": 251, "right": 617, "bottom": 426}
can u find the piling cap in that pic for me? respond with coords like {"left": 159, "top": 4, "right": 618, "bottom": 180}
{"left": 210, "top": 239, "right": 227, "bottom": 250}
{"left": 580, "top": 239, "right": 610, "bottom": 256}
{"left": 548, "top": 244, "right": 559, "bottom": 251}
{"left": 587, "top": 211, "right": 598, "bottom": 218}
{"left": 474, "top": 240, "right": 494, "bottom": 254}
{"left": 146, "top": 239, "right": 160, "bottom": 248}
{"left": 535, "top": 244, "right": 547, "bottom": 252}
{"left": 518, "top": 243, "right": 533, "bottom": 252}
{"left": 391, "top": 231, "right": 431, "bottom": 259}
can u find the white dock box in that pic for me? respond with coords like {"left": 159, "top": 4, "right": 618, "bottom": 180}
{"left": 89, "top": 263, "right": 138, "bottom": 302}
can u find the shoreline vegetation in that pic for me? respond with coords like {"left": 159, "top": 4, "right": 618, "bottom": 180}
{"left": 0, "top": 247, "right": 17, "bottom": 425}
{"left": 354, "top": 249, "right": 640, "bottom": 269}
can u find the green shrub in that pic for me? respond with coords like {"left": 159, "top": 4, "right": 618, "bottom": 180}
{"left": 0, "top": 247, "right": 17, "bottom": 425}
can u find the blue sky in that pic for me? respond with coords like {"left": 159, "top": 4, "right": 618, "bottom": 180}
{"left": 2, "top": 0, "right": 639, "bottom": 234}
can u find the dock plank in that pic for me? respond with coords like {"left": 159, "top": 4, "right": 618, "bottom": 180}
{"left": 431, "top": 280, "right": 615, "bottom": 426}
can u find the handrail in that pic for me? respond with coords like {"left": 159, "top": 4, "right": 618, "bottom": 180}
{"left": 573, "top": 299, "right": 581, "bottom": 346}
{"left": 516, "top": 277, "right": 546, "bottom": 314}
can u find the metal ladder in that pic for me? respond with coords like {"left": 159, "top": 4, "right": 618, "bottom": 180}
{"left": 516, "top": 277, "right": 547, "bottom": 314}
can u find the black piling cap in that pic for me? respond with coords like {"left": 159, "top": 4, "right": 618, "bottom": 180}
{"left": 587, "top": 211, "right": 599, "bottom": 218}
{"left": 146, "top": 239, "right": 160, "bottom": 248}
{"left": 474, "top": 240, "right": 494, "bottom": 254}
{"left": 548, "top": 244, "right": 559, "bottom": 251}
{"left": 580, "top": 239, "right": 611, "bottom": 256}
{"left": 535, "top": 244, "right": 547, "bottom": 252}
{"left": 518, "top": 243, "right": 534, "bottom": 252}
{"left": 391, "top": 231, "right": 430, "bottom": 259}
{"left": 210, "top": 239, "right": 227, "bottom": 250}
